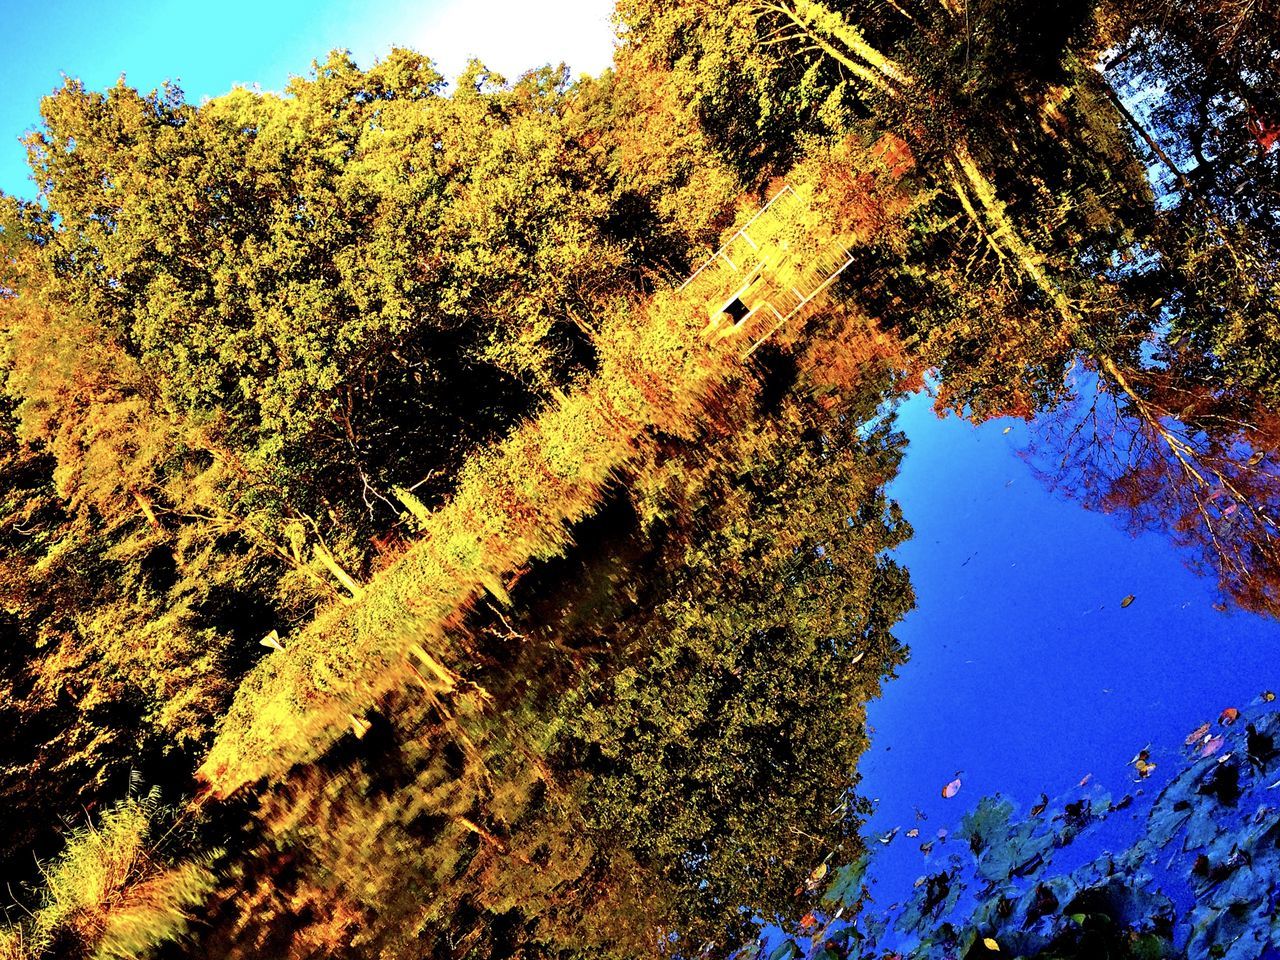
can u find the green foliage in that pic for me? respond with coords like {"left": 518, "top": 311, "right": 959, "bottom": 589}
{"left": 2, "top": 3, "right": 1280, "bottom": 959}
{"left": 0, "top": 789, "right": 213, "bottom": 960}
{"left": 11, "top": 48, "right": 647, "bottom": 583}
{"left": 559, "top": 387, "right": 912, "bottom": 947}
{"left": 198, "top": 173, "right": 870, "bottom": 797}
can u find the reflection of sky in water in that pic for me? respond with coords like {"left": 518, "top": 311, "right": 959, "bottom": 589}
{"left": 855, "top": 388, "right": 1280, "bottom": 907}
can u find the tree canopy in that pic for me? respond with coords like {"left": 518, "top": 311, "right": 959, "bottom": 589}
{"left": 1, "top": 2, "right": 1279, "bottom": 958}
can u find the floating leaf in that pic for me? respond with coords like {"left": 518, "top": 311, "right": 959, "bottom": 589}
{"left": 906, "top": 828, "right": 920, "bottom": 838}
{"left": 1129, "top": 748, "right": 1156, "bottom": 779}
{"left": 983, "top": 937, "right": 1000, "bottom": 951}
{"left": 879, "top": 827, "right": 901, "bottom": 845}
{"left": 822, "top": 856, "right": 868, "bottom": 905}
{"left": 1263, "top": 691, "right": 1277, "bottom": 703}
{"left": 1247, "top": 723, "right": 1279, "bottom": 769}
{"left": 942, "top": 778, "right": 962, "bottom": 799}
{"left": 1029, "top": 793, "right": 1049, "bottom": 817}
{"left": 937, "top": 829, "right": 949, "bottom": 843}
{"left": 1219, "top": 707, "right": 1240, "bottom": 726}
{"left": 1121, "top": 594, "right": 1136, "bottom": 608}
{"left": 1201, "top": 736, "right": 1226, "bottom": 757}
{"left": 1079, "top": 773, "right": 1093, "bottom": 787}
{"left": 1186, "top": 722, "right": 1212, "bottom": 746}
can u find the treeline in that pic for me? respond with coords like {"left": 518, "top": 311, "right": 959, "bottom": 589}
{"left": 0, "top": 44, "right": 742, "bottom": 876}
{"left": 0, "top": 0, "right": 1277, "bottom": 957}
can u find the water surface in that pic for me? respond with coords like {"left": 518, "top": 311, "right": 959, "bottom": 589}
{"left": 857, "top": 388, "right": 1280, "bottom": 897}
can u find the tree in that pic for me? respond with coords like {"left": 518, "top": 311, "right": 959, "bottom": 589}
{"left": 559, "top": 375, "right": 913, "bottom": 949}
{"left": 15, "top": 50, "right": 646, "bottom": 580}
{"left": 1094, "top": 0, "right": 1280, "bottom": 405}
{"left": 1026, "top": 346, "right": 1280, "bottom": 618}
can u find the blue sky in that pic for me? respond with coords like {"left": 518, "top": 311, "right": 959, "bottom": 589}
{"left": 0, "top": 0, "right": 615, "bottom": 199}
{"left": 858, "top": 390, "right": 1280, "bottom": 899}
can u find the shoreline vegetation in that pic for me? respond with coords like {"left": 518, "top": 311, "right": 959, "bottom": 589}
{"left": 200, "top": 144, "right": 913, "bottom": 799}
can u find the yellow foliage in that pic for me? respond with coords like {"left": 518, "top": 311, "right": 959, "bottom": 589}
{"left": 200, "top": 170, "right": 899, "bottom": 797}
{"left": 0, "top": 794, "right": 213, "bottom": 960}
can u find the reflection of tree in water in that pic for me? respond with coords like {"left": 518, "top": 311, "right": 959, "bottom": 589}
{"left": 1024, "top": 344, "right": 1280, "bottom": 618}
{"left": 1009, "top": 1, "right": 1280, "bottom": 619}
{"left": 189, "top": 339, "right": 915, "bottom": 959}
{"left": 557, "top": 364, "right": 913, "bottom": 948}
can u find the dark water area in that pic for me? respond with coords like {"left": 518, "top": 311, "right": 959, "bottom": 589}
{"left": 855, "top": 387, "right": 1280, "bottom": 906}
